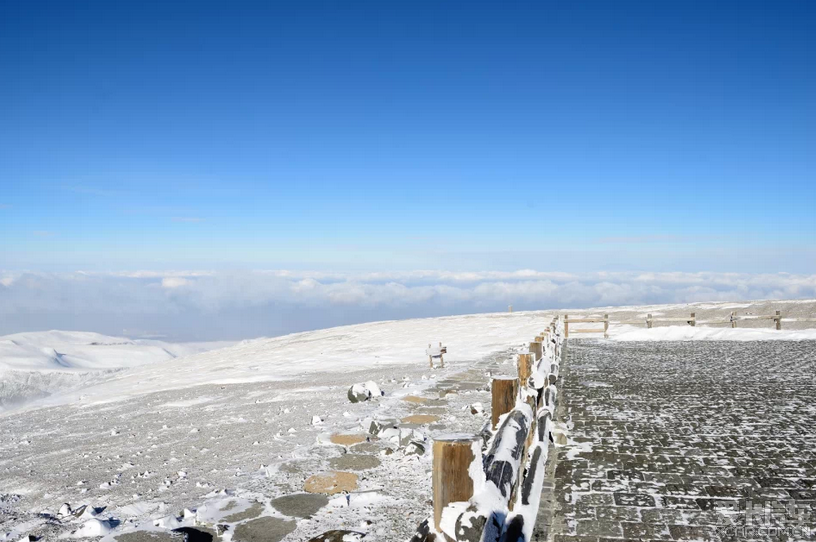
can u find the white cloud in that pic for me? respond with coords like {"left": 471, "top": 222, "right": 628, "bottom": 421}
{"left": 1, "top": 269, "right": 814, "bottom": 341}
{"left": 161, "top": 277, "right": 190, "bottom": 288}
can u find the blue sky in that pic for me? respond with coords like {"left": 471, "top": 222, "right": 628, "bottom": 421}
{"left": 1, "top": 0, "right": 814, "bottom": 275}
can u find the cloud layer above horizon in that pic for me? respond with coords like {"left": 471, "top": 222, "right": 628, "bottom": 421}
{"left": 2, "top": 270, "right": 815, "bottom": 341}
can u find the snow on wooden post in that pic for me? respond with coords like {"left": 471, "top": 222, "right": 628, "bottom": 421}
{"left": 491, "top": 377, "right": 518, "bottom": 430}
{"left": 563, "top": 314, "right": 569, "bottom": 337}
{"left": 647, "top": 313, "right": 653, "bottom": 329}
{"left": 775, "top": 310, "right": 782, "bottom": 330}
{"left": 432, "top": 435, "right": 480, "bottom": 533}
{"left": 517, "top": 353, "right": 533, "bottom": 389}
{"left": 690, "top": 312, "right": 696, "bottom": 327}
{"left": 731, "top": 311, "right": 737, "bottom": 328}
{"left": 603, "top": 314, "right": 609, "bottom": 338}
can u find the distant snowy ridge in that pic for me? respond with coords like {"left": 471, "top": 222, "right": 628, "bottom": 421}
{"left": 0, "top": 331, "right": 230, "bottom": 410}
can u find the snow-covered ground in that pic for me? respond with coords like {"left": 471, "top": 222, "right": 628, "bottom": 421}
{"left": 1, "top": 299, "right": 815, "bottom": 542}
{"left": 0, "top": 332, "right": 230, "bottom": 411}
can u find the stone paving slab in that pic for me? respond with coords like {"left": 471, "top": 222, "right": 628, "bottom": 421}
{"left": 538, "top": 340, "right": 816, "bottom": 542}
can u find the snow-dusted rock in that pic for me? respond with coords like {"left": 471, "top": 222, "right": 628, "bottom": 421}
{"left": 347, "top": 381, "right": 384, "bottom": 403}
{"left": 404, "top": 441, "right": 426, "bottom": 456}
{"left": 72, "top": 518, "right": 118, "bottom": 538}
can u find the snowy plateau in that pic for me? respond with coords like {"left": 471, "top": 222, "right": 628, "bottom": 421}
{"left": 1, "top": 299, "right": 816, "bottom": 542}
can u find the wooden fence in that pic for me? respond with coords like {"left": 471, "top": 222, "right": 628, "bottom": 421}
{"left": 411, "top": 316, "right": 563, "bottom": 542}
{"left": 563, "top": 310, "right": 816, "bottom": 337}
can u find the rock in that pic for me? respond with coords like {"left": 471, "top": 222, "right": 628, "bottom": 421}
{"left": 329, "top": 433, "right": 367, "bottom": 446}
{"left": 311, "top": 416, "right": 324, "bottom": 426}
{"left": 306, "top": 530, "right": 366, "bottom": 541}
{"left": 404, "top": 441, "right": 426, "bottom": 456}
{"left": 304, "top": 471, "right": 358, "bottom": 495}
{"left": 469, "top": 402, "right": 485, "bottom": 415}
{"left": 58, "top": 503, "right": 72, "bottom": 517}
{"left": 270, "top": 493, "right": 328, "bottom": 519}
{"left": 367, "top": 418, "right": 398, "bottom": 436}
{"left": 222, "top": 502, "right": 264, "bottom": 523}
{"left": 232, "top": 517, "right": 296, "bottom": 542}
{"left": 347, "top": 381, "right": 384, "bottom": 403}
{"left": 349, "top": 441, "right": 380, "bottom": 454}
{"left": 116, "top": 532, "right": 181, "bottom": 542}
{"left": 172, "top": 527, "right": 216, "bottom": 542}
{"left": 328, "top": 454, "right": 381, "bottom": 471}
{"left": 401, "top": 414, "right": 439, "bottom": 424}
{"left": 402, "top": 395, "right": 428, "bottom": 404}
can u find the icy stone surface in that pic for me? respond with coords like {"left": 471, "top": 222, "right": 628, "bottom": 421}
{"left": 537, "top": 339, "right": 816, "bottom": 542}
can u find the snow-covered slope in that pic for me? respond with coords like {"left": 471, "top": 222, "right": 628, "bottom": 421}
{"left": 0, "top": 331, "right": 231, "bottom": 410}
{"left": 30, "top": 312, "right": 549, "bottom": 409}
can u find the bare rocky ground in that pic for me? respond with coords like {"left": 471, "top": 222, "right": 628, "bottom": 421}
{"left": 541, "top": 339, "right": 816, "bottom": 542}
{"left": 0, "top": 350, "right": 516, "bottom": 542}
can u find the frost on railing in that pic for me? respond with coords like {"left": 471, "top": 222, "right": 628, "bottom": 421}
{"left": 409, "top": 316, "right": 564, "bottom": 542}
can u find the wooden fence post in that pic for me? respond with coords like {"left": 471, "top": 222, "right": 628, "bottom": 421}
{"left": 517, "top": 353, "right": 533, "bottom": 388}
{"left": 731, "top": 311, "right": 737, "bottom": 328}
{"left": 775, "top": 310, "right": 782, "bottom": 330}
{"left": 564, "top": 315, "right": 569, "bottom": 338}
{"left": 603, "top": 314, "right": 609, "bottom": 338}
{"left": 530, "top": 337, "right": 543, "bottom": 361}
{"left": 690, "top": 312, "right": 696, "bottom": 327}
{"left": 428, "top": 343, "right": 433, "bottom": 368}
{"left": 491, "top": 377, "right": 519, "bottom": 429}
{"left": 433, "top": 436, "right": 480, "bottom": 533}
{"left": 647, "top": 313, "right": 653, "bottom": 329}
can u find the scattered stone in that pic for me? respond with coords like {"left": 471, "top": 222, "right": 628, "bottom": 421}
{"left": 311, "top": 416, "right": 324, "bottom": 425}
{"left": 328, "top": 454, "right": 381, "bottom": 471}
{"left": 402, "top": 395, "right": 428, "bottom": 404}
{"left": 232, "top": 517, "right": 296, "bottom": 542}
{"left": 304, "top": 472, "right": 359, "bottom": 495}
{"left": 404, "top": 441, "right": 426, "bottom": 456}
{"left": 270, "top": 493, "right": 329, "bottom": 518}
{"left": 401, "top": 414, "right": 439, "bottom": 424}
{"left": 347, "top": 381, "right": 383, "bottom": 403}
{"left": 172, "top": 527, "right": 216, "bottom": 542}
{"left": 222, "top": 501, "right": 264, "bottom": 523}
{"left": 330, "top": 434, "right": 367, "bottom": 446}
{"left": 349, "top": 441, "right": 380, "bottom": 454}
{"left": 469, "top": 402, "right": 484, "bottom": 415}
{"left": 306, "top": 530, "right": 366, "bottom": 541}
{"left": 116, "top": 532, "right": 181, "bottom": 542}
{"left": 367, "top": 418, "right": 398, "bottom": 436}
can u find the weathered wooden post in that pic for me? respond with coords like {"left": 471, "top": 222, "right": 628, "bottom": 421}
{"left": 731, "top": 311, "right": 737, "bottom": 328}
{"left": 647, "top": 313, "right": 653, "bottom": 329}
{"left": 438, "top": 341, "right": 445, "bottom": 368}
{"left": 517, "top": 353, "right": 533, "bottom": 389}
{"left": 428, "top": 343, "right": 433, "bottom": 368}
{"left": 603, "top": 314, "right": 609, "bottom": 338}
{"left": 530, "top": 337, "right": 543, "bottom": 361}
{"left": 690, "top": 312, "right": 696, "bottom": 327}
{"left": 433, "top": 435, "right": 480, "bottom": 533}
{"left": 775, "top": 310, "right": 782, "bottom": 330}
{"left": 508, "top": 304, "right": 513, "bottom": 313}
{"left": 564, "top": 314, "right": 569, "bottom": 338}
{"left": 491, "top": 377, "right": 518, "bottom": 429}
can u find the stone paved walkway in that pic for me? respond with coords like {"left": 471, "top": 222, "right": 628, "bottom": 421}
{"left": 542, "top": 340, "right": 816, "bottom": 542}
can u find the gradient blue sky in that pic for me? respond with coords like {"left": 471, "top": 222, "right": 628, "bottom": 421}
{"left": 1, "top": 0, "right": 814, "bottom": 273}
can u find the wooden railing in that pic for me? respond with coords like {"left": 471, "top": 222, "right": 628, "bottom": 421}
{"left": 564, "top": 310, "right": 816, "bottom": 337}
{"left": 410, "top": 317, "right": 563, "bottom": 542}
